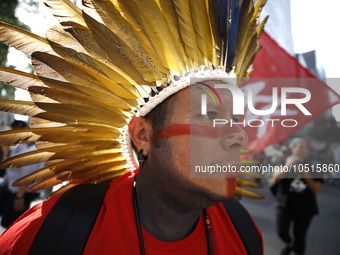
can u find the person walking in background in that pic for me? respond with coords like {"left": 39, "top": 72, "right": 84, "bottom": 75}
{"left": 0, "top": 145, "right": 10, "bottom": 217}
{"left": 0, "top": 145, "right": 8, "bottom": 176}
{"left": 1, "top": 121, "right": 45, "bottom": 228}
{"left": 272, "top": 138, "right": 322, "bottom": 255}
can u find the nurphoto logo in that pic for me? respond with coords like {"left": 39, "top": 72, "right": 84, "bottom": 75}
{"left": 199, "top": 83, "right": 312, "bottom": 128}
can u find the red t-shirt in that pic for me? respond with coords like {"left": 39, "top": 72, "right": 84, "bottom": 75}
{"left": 0, "top": 172, "right": 263, "bottom": 254}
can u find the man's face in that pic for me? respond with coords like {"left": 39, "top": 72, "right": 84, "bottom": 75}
{"left": 291, "top": 141, "right": 307, "bottom": 159}
{"left": 147, "top": 80, "right": 248, "bottom": 208}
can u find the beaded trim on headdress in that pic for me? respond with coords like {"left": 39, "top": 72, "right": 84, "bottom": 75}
{"left": 138, "top": 68, "right": 236, "bottom": 116}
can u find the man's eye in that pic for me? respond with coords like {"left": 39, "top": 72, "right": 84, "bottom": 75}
{"left": 232, "top": 117, "right": 239, "bottom": 122}
{"left": 205, "top": 111, "right": 217, "bottom": 120}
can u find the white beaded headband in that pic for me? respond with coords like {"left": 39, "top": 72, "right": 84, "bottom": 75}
{"left": 138, "top": 68, "right": 237, "bottom": 116}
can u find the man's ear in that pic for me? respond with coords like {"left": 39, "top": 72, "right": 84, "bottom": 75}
{"left": 128, "top": 116, "right": 152, "bottom": 156}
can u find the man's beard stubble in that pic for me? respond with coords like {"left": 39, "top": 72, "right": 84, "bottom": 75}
{"left": 146, "top": 138, "right": 227, "bottom": 212}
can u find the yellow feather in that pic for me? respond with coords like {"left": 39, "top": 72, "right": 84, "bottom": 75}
{"left": 0, "top": 142, "right": 121, "bottom": 169}
{"left": 35, "top": 102, "right": 128, "bottom": 127}
{"left": 37, "top": 76, "right": 134, "bottom": 109}
{"left": 82, "top": 13, "right": 151, "bottom": 84}
{"left": 236, "top": 178, "right": 263, "bottom": 188}
{"left": 0, "top": 66, "right": 45, "bottom": 90}
{"left": 0, "top": 127, "right": 120, "bottom": 146}
{"left": 240, "top": 148, "right": 254, "bottom": 154}
{"left": 246, "top": 67, "right": 256, "bottom": 77}
{"left": 30, "top": 120, "right": 122, "bottom": 135}
{"left": 51, "top": 20, "right": 147, "bottom": 85}
{"left": 83, "top": 0, "right": 166, "bottom": 83}
{"left": 91, "top": 168, "right": 132, "bottom": 183}
{"left": 252, "top": 0, "right": 267, "bottom": 22}
{"left": 32, "top": 52, "right": 139, "bottom": 103}
{"left": 83, "top": 153, "right": 126, "bottom": 166}
{"left": 30, "top": 166, "right": 130, "bottom": 195}
{"left": 231, "top": 4, "right": 254, "bottom": 68}
{"left": 241, "top": 158, "right": 260, "bottom": 166}
{"left": 157, "top": 0, "right": 189, "bottom": 66}
{"left": 233, "top": 0, "right": 267, "bottom": 74}
{"left": 87, "top": 169, "right": 132, "bottom": 186}
{"left": 29, "top": 117, "right": 64, "bottom": 129}
{"left": 257, "top": 15, "right": 269, "bottom": 43}
{"left": 45, "top": 25, "right": 106, "bottom": 77}
{"left": 0, "top": 129, "right": 41, "bottom": 146}
{"left": 51, "top": 142, "right": 122, "bottom": 160}
{"left": 26, "top": 159, "right": 127, "bottom": 191}
{"left": 28, "top": 171, "right": 72, "bottom": 192}
{"left": 45, "top": 38, "right": 142, "bottom": 99}
{"left": 0, "top": 100, "right": 43, "bottom": 117}
{"left": 48, "top": 169, "right": 131, "bottom": 196}
{"left": 14, "top": 152, "right": 126, "bottom": 188}
{"left": 172, "top": 0, "right": 203, "bottom": 65}
{"left": 28, "top": 85, "right": 126, "bottom": 116}
{"left": 0, "top": 148, "right": 55, "bottom": 169}
{"left": 235, "top": 186, "right": 264, "bottom": 199}
{"left": 190, "top": 0, "right": 216, "bottom": 65}
{"left": 115, "top": 0, "right": 170, "bottom": 74}
{"left": 0, "top": 21, "right": 52, "bottom": 56}
{"left": 207, "top": 0, "right": 222, "bottom": 53}
{"left": 67, "top": 161, "right": 127, "bottom": 179}
{"left": 236, "top": 33, "right": 257, "bottom": 81}
{"left": 45, "top": 24, "right": 86, "bottom": 51}
{"left": 46, "top": 24, "right": 146, "bottom": 87}
{"left": 42, "top": 0, "right": 86, "bottom": 26}
{"left": 12, "top": 158, "right": 82, "bottom": 186}
{"left": 29, "top": 93, "right": 58, "bottom": 104}
{"left": 132, "top": 0, "right": 186, "bottom": 71}
{"left": 61, "top": 155, "right": 125, "bottom": 176}
{"left": 48, "top": 182, "right": 79, "bottom": 197}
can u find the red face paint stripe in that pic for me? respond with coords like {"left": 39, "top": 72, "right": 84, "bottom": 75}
{"left": 153, "top": 123, "right": 243, "bottom": 142}
{"left": 153, "top": 124, "right": 191, "bottom": 142}
{"left": 226, "top": 179, "right": 236, "bottom": 199}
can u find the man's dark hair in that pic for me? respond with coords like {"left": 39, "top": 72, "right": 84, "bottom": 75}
{"left": 131, "top": 94, "right": 176, "bottom": 153}
{"left": 144, "top": 94, "right": 175, "bottom": 133}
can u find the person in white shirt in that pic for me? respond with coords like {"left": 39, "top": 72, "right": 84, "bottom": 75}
{"left": 1, "top": 121, "right": 45, "bottom": 228}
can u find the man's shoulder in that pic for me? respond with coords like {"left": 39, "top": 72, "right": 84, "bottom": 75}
{"left": 208, "top": 199, "right": 251, "bottom": 225}
{"left": 211, "top": 198, "right": 247, "bottom": 213}
{"left": 0, "top": 171, "right": 135, "bottom": 254}
{"left": 104, "top": 171, "right": 135, "bottom": 202}
{"left": 217, "top": 198, "right": 257, "bottom": 227}
{"left": 210, "top": 198, "right": 263, "bottom": 255}
{"left": 0, "top": 197, "right": 58, "bottom": 254}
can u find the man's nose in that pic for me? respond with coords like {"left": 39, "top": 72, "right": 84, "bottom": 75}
{"left": 220, "top": 130, "right": 248, "bottom": 150}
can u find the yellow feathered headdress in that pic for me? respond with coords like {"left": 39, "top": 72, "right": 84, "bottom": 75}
{"left": 0, "top": 0, "right": 267, "bottom": 198}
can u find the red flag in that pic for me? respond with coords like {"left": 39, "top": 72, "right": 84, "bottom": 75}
{"left": 242, "top": 32, "right": 340, "bottom": 156}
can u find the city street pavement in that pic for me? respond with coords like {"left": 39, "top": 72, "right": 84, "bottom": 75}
{"left": 240, "top": 180, "right": 340, "bottom": 255}
{"left": 1, "top": 181, "right": 339, "bottom": 255}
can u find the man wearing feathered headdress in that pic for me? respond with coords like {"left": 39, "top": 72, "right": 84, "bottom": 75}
{"left": 0, "top": 0, "right": 267, "bottom": 254}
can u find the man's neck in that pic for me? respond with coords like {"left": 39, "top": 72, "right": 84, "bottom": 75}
{"left": 135, "top": 173, "right": 202, "bottom": 242}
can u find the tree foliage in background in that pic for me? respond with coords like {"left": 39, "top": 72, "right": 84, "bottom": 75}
{"left": 0, "top": 77, "right": 15, "bottom": 100}
{"left": 0, "top": 0, "right": 31, "bottom": 66}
